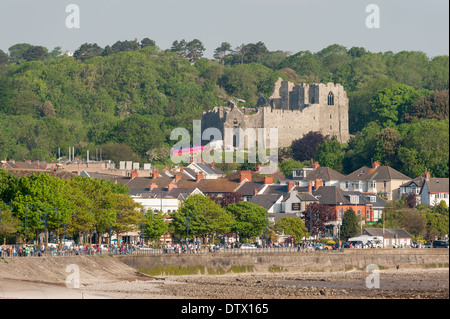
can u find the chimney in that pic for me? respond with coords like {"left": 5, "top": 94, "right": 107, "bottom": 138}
{"left": 168, "top": 182, "right": 177, "bottom": 191}
{"left": 256, "top": 164, "right": 262, "bottom": 172}
{"left": 130, "top": 170, "right": 138, "bottom": 179}
{"left": 372, "top": 161, "right": 380, "bottom": 169}
{"left": 163, "top": 166, "right": 169, "bottom": 173}
{"left": 314, "top": 178, "right": 323, "bottom": 190}
{"left": 254, "top": 188, "right": 258, "bottom": 195}
{"left": 150, "top": 183, "right": 158, "bottom": 191}
{"left": 240, "top": 170, "right": 252, "bottom": 183}
{"left": 175, "top": 174, "right": 182, "bottom": 182}
{"left": 424, "top": 171, "right": 431, "bottom": 181}
{"left": 211, "top": 162, "right": 215, "bottom": 168}
{"left": 153, "top": 167, "right": 159, "bottom": 179}
{"left": 288, "top": 181, "right": 295, "bottom": 192}
{"left": 308, "top": 180, "right": 313, "bottom": 194}
{"left": 196, "top": 171, "right": 204, "bottom": 182}
{"left": 264, "top": 176, "right": 273, "bottom": 185}
{"left": 312, "top": 161, "right": 320, "bottom": 169}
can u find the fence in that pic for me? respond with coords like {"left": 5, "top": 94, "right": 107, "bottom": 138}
{"left": 1, "top": 243, "right": 418, "bottom": 258}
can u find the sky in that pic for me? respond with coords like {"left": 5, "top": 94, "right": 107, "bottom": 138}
{"left": 0, "top": 0, "right": 448, "bottom": 58}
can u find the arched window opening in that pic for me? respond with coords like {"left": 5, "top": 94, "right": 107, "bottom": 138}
{"left": 327, "top": 92, "right": 334, "bottom": 106}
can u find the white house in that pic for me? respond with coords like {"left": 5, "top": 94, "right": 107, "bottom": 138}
{"left": 420, "top": 178, "right": 449, "bottom": 207}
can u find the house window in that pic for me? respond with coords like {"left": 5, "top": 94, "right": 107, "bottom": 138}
{"left": 370, "top": 196, "right": 376, "bottom": 203}
{"left": 327, "top": 92, "right": 334, "bottom": 105}
{"left": 383, "top": 181, "right": 387, "bottom": 189}
{"left": 345, "top": 181, "right": 349, "bottom": 189}
{"left": 338, "top": 209, "right": 343, "bottom": 220}
{"left": 358, "top": 210, "right": 361, "bottom": 216}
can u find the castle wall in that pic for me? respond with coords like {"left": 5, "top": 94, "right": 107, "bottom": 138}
{"left": 201, "top": 80, "right": 350, "bottom": 151}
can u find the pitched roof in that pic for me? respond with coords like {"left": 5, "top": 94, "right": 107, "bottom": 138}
{"left": 343, "top": 166, "right": 411, "bottom": 181}
{"left": 313, "top": 186, "right": 349, "bottom": 205}
{"left": 268, "top": 212, "right": 299, "bottom": 222}
{"left": 250, "top": 194, "right": 282, "bottom": 210}
{"left": 400, "top": 176, "right": 426, "bottom": 188}
{"left": 3, "top": 168, "right": 75, "bottom": 179}
{"left": 176, "top": 178, "right": 240, "bottom": 193}
{"left": 363, "top": 228, "right": 413, "bottom": 239}
{"left": 424, "top": 178, "right": 449, "bottom": 193}
{"left": 304, "top": 167, "right": 344, "bottom": 181}
{"left": 343, "top": 191, "right": 387, "bottom": 208}
{"left": 235, "top": 181, "right": 266, "bottom": 196}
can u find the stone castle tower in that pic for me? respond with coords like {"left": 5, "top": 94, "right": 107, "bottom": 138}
{"left": 201, "top": 78, "right": 350, "bottom": 149}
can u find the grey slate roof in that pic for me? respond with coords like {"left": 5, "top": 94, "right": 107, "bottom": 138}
{"left": 236, "top": 181, "right": 266, "bottom": 196}
{"left": 343, "top": 166, "right": 411, "bottom": 181}
{"left": 424, "top": 178, "right": 449, "bottom": 193}
{"left": 313, "top": 186, "right": 349, "bottom": 205}
{"left": 363, "top": 228, "right": 413, "bottom": 239}
{"left": 250, "top": 194, "right": 282, "bottom": 210}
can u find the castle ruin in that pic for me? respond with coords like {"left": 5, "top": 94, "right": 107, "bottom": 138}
{"left": 201, "top": 78, "right": 350, "bottom": 149}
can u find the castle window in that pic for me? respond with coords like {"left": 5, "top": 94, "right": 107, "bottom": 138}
{"left": 327, "top": 92, "right": 334, "bottom": 106}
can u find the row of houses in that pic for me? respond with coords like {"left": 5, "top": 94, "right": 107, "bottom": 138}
{"left": 2, "top": 158, "right": 448, "bottom": 240}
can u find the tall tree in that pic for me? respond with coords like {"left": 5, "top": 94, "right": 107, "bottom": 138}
{"left": 302, "top": 203, "right": 333, "bottom": 238}
{"left": 74, "top": 43, "right": 103, "bottom": 61}
{"left": 291, "top": 131, "right": 330, "bottom": 162}
{"left": 186, "top": 39, "right": 205, "bottom": 63}
{"left": 141, "top": 37, "right": 156, "bottom": 48}
{"left": 370, "top": 84, "right": 420, "bottom": 127}
{"left": 23, "top": 46, "right": 48, "bottom": 61}
{"left": 274, "top": 217, "right": 307, "bottom": 243}
{"left": 340, "top": 208, "right": 359, "bottom": 240}
{"left": 227, "top": 201, "right": 266, "bottom": 241}
{"left": 214, "top": 42, "right": 232, "bottom": 65}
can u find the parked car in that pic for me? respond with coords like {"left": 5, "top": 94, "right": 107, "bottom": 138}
{"left": 423, "top": 242, "right": 432, "bottom": 248}
{"left": 314, "top": 243, "right": 324, "bottom": 250}
{"left": 341, "top": 242, "right": 350, "bottom": 249}
{"left": 137, "top": 244, "right": 153, "bottom": 251}
{"left": 240, "top": 243, "right": 257, "bottom": 249}
{"left": 432, "top": 240, "right": 449, "bottom": 248}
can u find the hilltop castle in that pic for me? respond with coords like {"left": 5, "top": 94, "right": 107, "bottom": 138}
{"left": 202, "top": 78, "right": 350, "bottom": 149}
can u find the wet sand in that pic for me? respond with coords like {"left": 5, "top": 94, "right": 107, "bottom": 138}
{"left": 1, "top": 268, "right": 447, "bottom": 299}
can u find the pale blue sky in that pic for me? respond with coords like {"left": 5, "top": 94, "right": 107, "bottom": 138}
{"left": 0, "top": 0, "right": 448, "bottom": 58}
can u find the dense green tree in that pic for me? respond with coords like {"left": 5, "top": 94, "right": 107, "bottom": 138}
{"left": 0, "top": 49, "right": 9, "bottom": 65}
{"left": 142, "top": 210, "right": 169, "bottom": 242}
{"left": 278, "top": 160, "right": 304, "bottom": 177}
{"left": 227, "top": 201, "right": 266, "bottom": 240}
{"left": 141, "top": 38, "right": 156, "bottom": 48}
{"left": 315, "top": 137, "right": 345, "bottom": 172}
{"left": 405, "top": 90, "right": 449, "bottom": 122}
{"left": 340, "top": 208, "right": 359, "bottom": 240}
{"left": 274, "top": 217, "right": 307, "bottom": 243}
{"left": 171, "top": 194, "right": 232, "bottom": 242}
{"left": 214, "top": 42, "right": 232, "bottom": 65}
{"left": 8, "top": 43, "right": 33, "bottom": 61}
{"left": 73, "top": 43, "right": 103, "bottom": 60}
{"left": 370, "top": 84, "right": 420, "bottom": 127}
{"left": 185, "top": 39, "right": 205, "bottom": 63}
{"left": 23, "top": 46, "right": 48, "bottom": 61}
